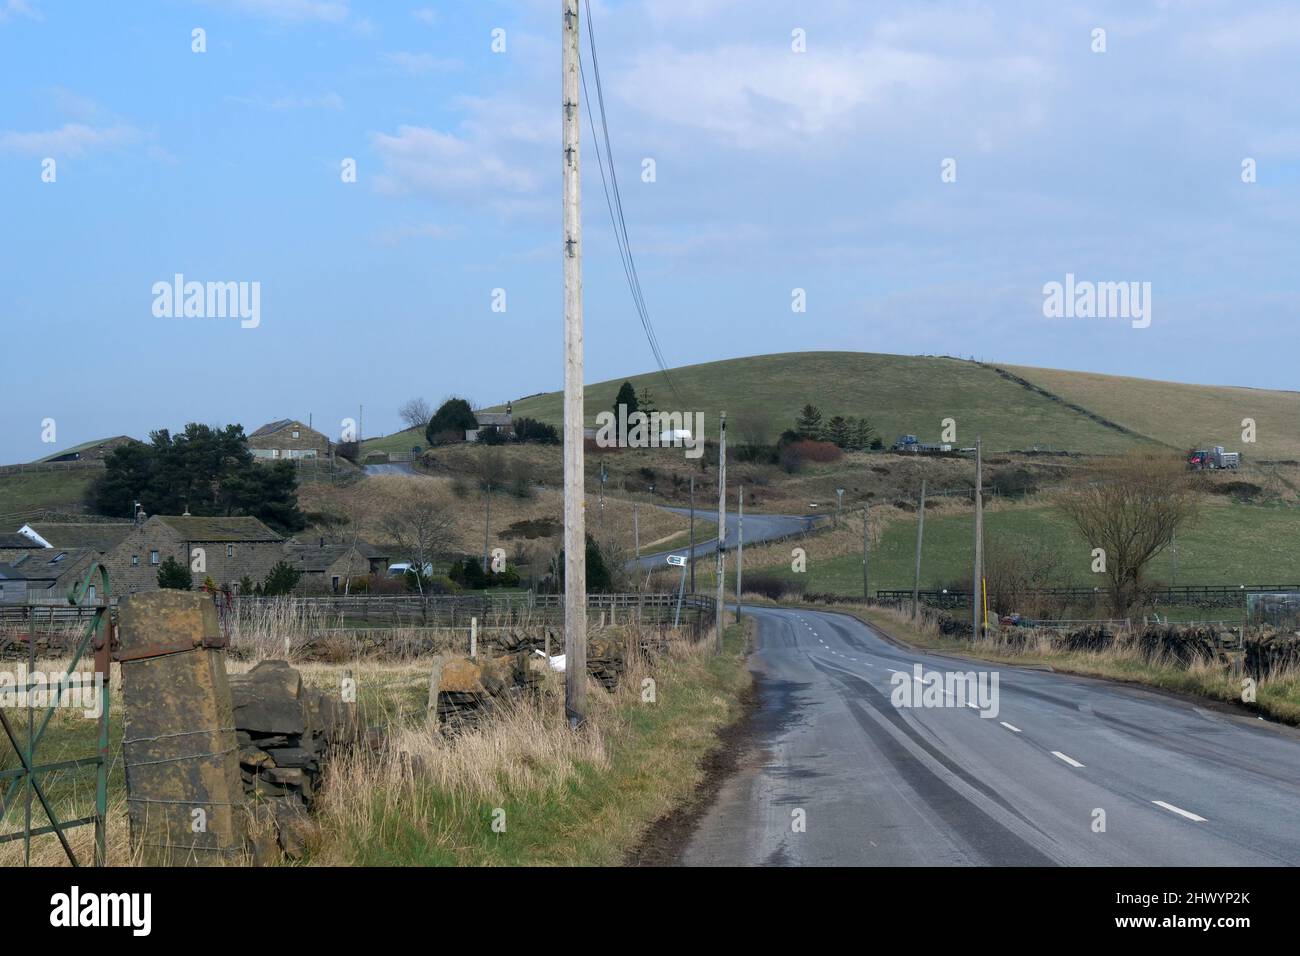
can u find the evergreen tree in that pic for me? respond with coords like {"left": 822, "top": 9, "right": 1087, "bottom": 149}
{"left": 849, "top": 417, "right": 876, "bottom": 451}
{"left": 425, "top": 397, "right": 479, "bottom": 445}
{"left": 795, "top": 404, "right": 824, "bottom": 440}
{"left": 826, "top": 415, "right": 851, "bottom": 448}
{"left": 94, "top": 424, "right": 305, "bottom": 533}
{"left": 261, "top": 561, "right": 303, "bottom": 597}
{"left": 613, "top": 381, "right": 639, "bottom": 418}
{"left": 157, "top": 556, "right": 193, "bottom": 590}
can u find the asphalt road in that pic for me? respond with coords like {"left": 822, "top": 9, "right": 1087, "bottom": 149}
{"left": 682, "top": 604, "right": 1300, "bottom": 866}
{"left": 636, "top": 508, "right": 823, "bottom": 570}
{"left": 363, "top": 462, "right": 421, "bottom": 477}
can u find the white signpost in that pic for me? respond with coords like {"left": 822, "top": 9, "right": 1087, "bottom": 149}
{"left": 668, "top": 553, "right": 688, "bottom": 626}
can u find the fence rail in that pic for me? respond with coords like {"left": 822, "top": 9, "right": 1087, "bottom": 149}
{"left": 876, "top": 584, "right": 1298, "bottom": 609}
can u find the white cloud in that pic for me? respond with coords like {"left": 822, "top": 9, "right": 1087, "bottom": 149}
{"left": 0, "top": 0, "right": 39, "bottom": 23}
{"left": 615, "top": 42, "right": 1047, "bottom": 149}
{"left": 411, "top": 7, "right": 436, "bottom": 26}
{"left": 0, "top": 123, "right": 137, "bottom": 157}
{"left": 1185, "top": 8, "right": 1300, "bottom": 57}
{"left": 370, "top": 125, "right": 538, "bottom": 197}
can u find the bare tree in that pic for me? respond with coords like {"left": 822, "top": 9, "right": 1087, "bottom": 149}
{"left": 983, "top": 531, "right": 1066, "bottom": 620}
{"left": 1056, "top": 451, "right": 1200, "bottom": 617}
{"left": 381, "top": 493, "right": 456, "bottom": 622}
{"left": 399, "top": 397, "right": 433, "bottom": 431}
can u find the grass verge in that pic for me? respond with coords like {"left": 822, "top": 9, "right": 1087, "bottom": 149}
{"left": 312, "top": 621, "right": 752, "bottom": 865}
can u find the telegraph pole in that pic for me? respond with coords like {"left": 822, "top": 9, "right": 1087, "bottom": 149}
{"left": 862, "top": 504, "right": 870, "bottom": 602}
{"left": 714, "top": 412, "right": 727, "bottom": 652}
{"left": 561, "top": 0, "right": 586, "bottom": 727}
{"left": 735, "top": 485, "right": 744, "bottom": 621}
{"left": 972, "top": 436, "right": 984, "bottom": 639}
{"left": 688, "top": 475, "right": 695, "bottom": 593}
{"left": 912, "top": 479, "right": 926, "bottom": 622}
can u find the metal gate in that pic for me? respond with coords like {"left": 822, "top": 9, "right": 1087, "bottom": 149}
{"left": 0, "top": 564, "right": 112, "bottom": 865}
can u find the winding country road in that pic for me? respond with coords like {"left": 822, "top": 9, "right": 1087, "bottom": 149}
{"left": 682, "top": 604, "right": 1300, "bottom": 866}
{"left": 636, "top": 507, "right": 824, "bottom": 570}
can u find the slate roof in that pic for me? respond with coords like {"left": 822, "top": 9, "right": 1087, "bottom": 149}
{"left": 283, "top": 540, "right": 384, "bottom": 572}
{"left": 23, "top": 523, "right": 134, "bottom": 552}
{"left": 156, "top": 516, "right": 283, "bottom": 542}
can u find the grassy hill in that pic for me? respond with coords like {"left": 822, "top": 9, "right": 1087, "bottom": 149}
{"left": 1000, "top": 363, "right": 1300, "bottom": 461}
{"left": 490, "top": 352, "right": 1142, "bottom": 454}
{"left": 490, "top": 351, "right": 1300, "bottom": 458}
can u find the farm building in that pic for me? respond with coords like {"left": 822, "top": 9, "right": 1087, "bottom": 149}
{"left": 0, "top": 531, "right": 49, "bottom": 564}
{"left": 248, "top": 419, "right": 331, "bottom": 461}
{"left": 16, "top": 522, "right": 135, "bottom": 553}
{"left": 4, "top": 548, "right": 98, "bottom": 603}
{"left": 39, "top": 435, "right": 138, "bottom": 463}
{"left": 0, "top": 564, "right": 28, "bottom": 604}
{"left": 466, "top": 404, "right": 514, "bottom": 442}
{"left": 283, "top": 539, "right": 389, "bottom": 592}
{"left": 101, "top": 515, "right": 285, "bottom": 593}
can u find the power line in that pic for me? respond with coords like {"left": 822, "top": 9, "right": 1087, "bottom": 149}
{"left": 580, "top": 0, "right": 682, "bottom": 404}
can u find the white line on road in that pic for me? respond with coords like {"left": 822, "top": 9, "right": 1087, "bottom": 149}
{"left": 1152, "top": 800, "right": 1207, "bottom": 822}
{"left": 1051, "top": 751, "right": 1085, "bottom": 768}
{"left": 1000, "top": 722, "right": 1022, "bottom": 733}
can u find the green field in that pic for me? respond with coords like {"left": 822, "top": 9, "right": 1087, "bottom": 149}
{"left": 0, "top": 469, "right": 97, "bottom": 518}
{"left": 1005, "top": 363, "right": 1300, "bottom": 461}
{"left": 728, "top": 498, "right": 1300, "bottom": 596}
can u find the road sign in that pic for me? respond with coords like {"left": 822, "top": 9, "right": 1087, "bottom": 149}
{"left": 667, "top": 554, "right": 687, "bottom": 567}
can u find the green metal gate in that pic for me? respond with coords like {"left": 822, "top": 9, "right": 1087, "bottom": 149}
{"left": 0, "top": 564, "right": 112, "bottom": 865}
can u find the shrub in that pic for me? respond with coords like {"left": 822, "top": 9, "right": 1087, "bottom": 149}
{"left": 157, "top": 556, "right": 193, "bottom": 590}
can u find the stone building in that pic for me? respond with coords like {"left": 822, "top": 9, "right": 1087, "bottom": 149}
{"left": 248, "top": 419, "right": 331, "bottom": 462}
{"left": 3, "top": 548, "right": 98, "bottom": 602}
{"left": 102, "top": 515, "right": 285, "bottom": 594}
{"left": 283, "top": 539, "right": 389, "bottom": 593}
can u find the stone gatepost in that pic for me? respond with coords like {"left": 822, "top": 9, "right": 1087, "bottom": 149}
{"left": 117, "top": 590, "right": 245, "bottom": 865}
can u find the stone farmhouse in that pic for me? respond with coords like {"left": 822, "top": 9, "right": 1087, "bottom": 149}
{"left": 8, "top": 517, "right": 388, "bottom": 596}
{"left": 248, "top": 419, "right": 331, "bottom": 462}
{"left": 466, "top": 403, "right": 514, "bottom": 442}
{"left": 284, "top": 540, "right": 390, "bottom": 593}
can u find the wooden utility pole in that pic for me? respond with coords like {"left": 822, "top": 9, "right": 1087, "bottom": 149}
{"left": 633, "top": 503, "right": 640, "bottom": 573}
{"left": 561, "top": 0, "right": 586, "bottom": 727}
{"left": 688, "top": 475, "right": 695, "bottom": 593}
{"left": 912, "top": 479, "right": 926, "bottom": 622}
{"left": 862, "top": 504, "right": 870, "bottom": 602}
{"left": 714, "top": 413, "right": 727, "bottom": 652}
{"left": 482, "top": 490, "right": 491, "bottom": 572}
{"left": 735, "top": 486, "right": 744, "bottom": 621}
{"left": 972, "top": 436, "right": 984, "bottom": 639}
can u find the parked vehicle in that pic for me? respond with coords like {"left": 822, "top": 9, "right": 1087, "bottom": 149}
{"left": 892, "top": 435, "right": 953, "bottom": 453}
{"left": 1186, "top": 445, "right": 1240, "bottom": 470}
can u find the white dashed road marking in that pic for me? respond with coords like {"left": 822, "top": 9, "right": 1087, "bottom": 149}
{"left": 1051, "top": 751, "right": 1085, "bottom": 768}
{"left": 1152, "top": 800, "right": 1207, "bottom": 822}
{"left": 1000, "top": 722, "right": 1022, "bottom": 733}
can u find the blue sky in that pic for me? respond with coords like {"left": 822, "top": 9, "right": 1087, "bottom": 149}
{"left": 2, "top": 0, "right": 1299, "bottom": 463}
